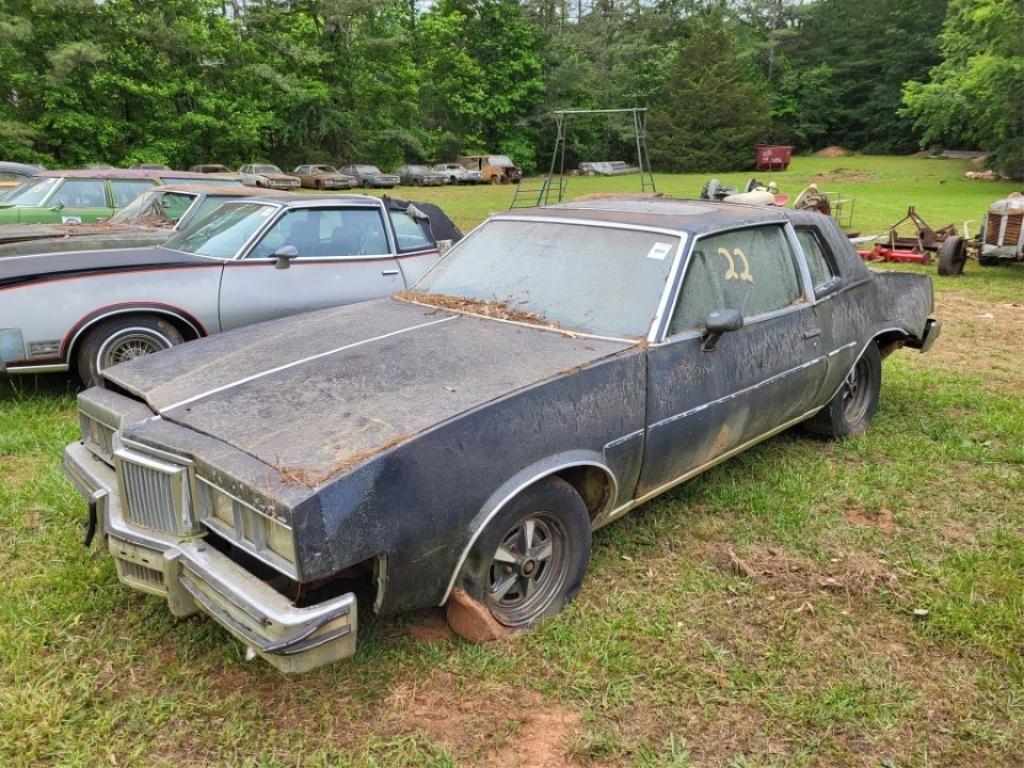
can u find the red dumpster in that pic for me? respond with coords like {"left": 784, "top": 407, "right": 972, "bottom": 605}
{"left": 754, "top": 144, "right": 793, "bottom": 171}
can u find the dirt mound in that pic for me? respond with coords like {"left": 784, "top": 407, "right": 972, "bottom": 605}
{"left": 809, "top": 167, "right": 876, "bottom": 184}
{"left": 814, "top": 145, "right": 853, "bottom": 157}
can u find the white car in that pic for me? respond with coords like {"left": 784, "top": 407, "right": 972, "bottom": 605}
{"left": 431, "top": 163, "right": 483, "bottom": 185}
{"left": 238, "top": 164, "right": 300, "bottom": 190}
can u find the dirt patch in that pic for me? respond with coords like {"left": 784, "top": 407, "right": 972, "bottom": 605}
{"left": 906, "top": 291, "right": 1024, "bottom": 395}
{"left": 844, "top": 507, "right": 898, "bottom": 532}
{"left": 814, "top": 146, "right": 853, "bottom": 157}
{"left": 380, "top": 671, "right": 583, "bottom": 766}
{"left": 446, "top": 587, "right": 516, "bottom": 643}
{"left": 716, "top": 545, "right": 902, "bottom": 598}
{"left": 486, "top": 708, "right": 583, "bottom": 768}
{"left": 403, "top": 608, "right": 456, "bottom": 643}
{"left": 809, "top": 167, "right": 876, "bottom": 184}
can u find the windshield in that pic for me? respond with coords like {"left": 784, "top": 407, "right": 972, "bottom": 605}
{"left": 412, "top": 219, "right": 680, "bottom": 338}
{"left": 254, "top": 165, "right": 281, "bottom": 175}
{"left": 407, "top": 165, "right": 428, "bottom": 173}
{"left": 110, "top": 189, "right": 198, "bottom": 224}
{"left": 313, "top": 165, "right": 336, "bottom": 173}
{"left": 356, "top": 165, "right": 381, "bottom": 174}
{"left": 3, "top": 177, "right": 60, "bottom": 206}
{"left": 164, "top": 202, "right": 277, "bottom": 259}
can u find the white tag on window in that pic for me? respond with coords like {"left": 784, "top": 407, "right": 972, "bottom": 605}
{"left": 646, "top": 241, "right": 673, "bottom": 261}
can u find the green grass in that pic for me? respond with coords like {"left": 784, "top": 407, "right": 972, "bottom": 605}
{"left": 2, "top": 155, "right": 1023, "bottom": 767}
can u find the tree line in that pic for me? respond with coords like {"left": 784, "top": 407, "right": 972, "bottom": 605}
{"left": 0, "top": 0, "right": 1020, "bottom": 176}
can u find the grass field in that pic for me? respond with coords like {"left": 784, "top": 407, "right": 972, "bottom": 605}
{"left": 1, "top": 155, "right": 1022, "bottom": 767}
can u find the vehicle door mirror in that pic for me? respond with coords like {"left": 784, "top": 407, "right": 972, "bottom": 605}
{"left": 702, "top": 308, "right": 743, "bottom": 352}
{"left": 273, "top": 245, "right": 299, "bottom": 270}
{"left": 48, "top": 201, "right": 65, "bottom": 211}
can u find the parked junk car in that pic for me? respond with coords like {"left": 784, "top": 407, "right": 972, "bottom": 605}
{"left": 393, "top": 164, "right": 445, "bottom": 187}
{"left": 188, "top": 164, "right": 232, "bottom": 174}
{"left": 0, "top": 169, "right": 220, "bottom": 225}
{"left": 292, "top": 164, "right": 358, "bottom": 190}
{"left": 0, "top": 184, "right": 293, "bottom": 257}
{"left": 59, "top": 197, "right": 939, "bottom": 673}
{"left": 457, "top": 154, "right": 522, "bottom": 184}
{"left": 432, "top": 163, "right": 483, "bottom": 185}
{"left": 339, "top": 164, "right": 400, "bottom": 189}
{"left": 1, "top": 195, "right": 458, "bottom": 385}
{"left": 0, "top": 161, "right": 45, "bottom": 195}
{"left": 238, "top": 164, "right": 301, "bottom": 190}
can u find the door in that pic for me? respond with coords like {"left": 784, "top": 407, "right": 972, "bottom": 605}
{"left": 218, "top": 205, "right": 403, "bottom": 331}
{"left": 637, "top": 224, "right": 826, "bottom": 497}
{"left": 25, "top": 178, "right": 114, "bottom": 223}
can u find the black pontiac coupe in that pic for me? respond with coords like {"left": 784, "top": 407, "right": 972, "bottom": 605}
{"left": 63, "top": 198, "right": 940, "bottom": 672}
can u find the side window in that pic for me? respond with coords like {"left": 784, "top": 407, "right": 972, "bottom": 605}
{"left": 111, "top": 180, "right": 156, "bottom": 207}
{"left": 52, "top": 179, "right": 108, "bottom": 208}
{"left": 795, "top": 228, "right": 837, "bottom": 294}
{"left": 389, "top": 209, "right": 432, "bottom": 252}
{"left": 670, "top": 225, "right": 802, "bottom": 334}
{"left": 158, "top": 192, "right": 196, "bottom": 222}
{"left": 247, "top": 208, "right": 389, "bottom": 259}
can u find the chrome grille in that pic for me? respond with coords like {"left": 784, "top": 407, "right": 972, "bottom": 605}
{"left": 115, "top": 450, "right": 189, "bottom": 535}
{"left": 117, "top": 560, "right": 164, "bottom": 588}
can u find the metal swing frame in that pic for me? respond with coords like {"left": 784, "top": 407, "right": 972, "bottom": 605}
{"left": 510, "top": 107, "right": 656, "bottom": 209}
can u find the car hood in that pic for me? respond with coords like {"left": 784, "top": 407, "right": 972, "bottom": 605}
{"left": 109, "top": 297, "right": 633, "bottom": 486}
{"left": 0, "top": 222, "right": 150, "bottom": 247}
{"left": 0, "top": 245, "right": 216, "bottom": 288}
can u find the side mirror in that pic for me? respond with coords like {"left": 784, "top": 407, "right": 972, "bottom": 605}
{"left": 273, "top": 245, "right": 298, "bottom": 270}
{"left": 702, "top": 308, "right": 743, "bottom": 352}
{"left": 48, "top": 201, "right": 65, "bottom": 211}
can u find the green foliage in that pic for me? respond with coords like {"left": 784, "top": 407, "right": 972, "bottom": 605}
{"left": 648, "top": 14, "right": 771, "bottom": 172}
{"left": 901, "top": 0, "right": 1024, "bottom": 158}
{"left": 0, "top": 0, "right": 1008, "bottom": 173}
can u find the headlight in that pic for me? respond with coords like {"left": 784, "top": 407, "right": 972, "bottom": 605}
{"left": 195, "top": 477, "right": 296, "bottom": 572}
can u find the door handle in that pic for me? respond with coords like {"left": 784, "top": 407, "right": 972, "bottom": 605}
{"left": 382, "top": 269, "right": 399, "bottom": 276}
{"left": 803, "top": 329, "right": 821, "bottom": 339}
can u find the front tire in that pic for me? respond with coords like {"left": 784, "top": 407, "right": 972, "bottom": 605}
{"left": 451, "top": 477, "right": 591, "bottom": 633}
{"left": 937, "top": 236, "right": 967, "bottom": 276}
{"left": 803, "top": 343, "right": 882, "bottom": 438}
{"left": 76, "top": 315, "right": 183, "bottom": 387}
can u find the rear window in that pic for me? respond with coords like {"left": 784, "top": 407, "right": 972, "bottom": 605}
{"left": 111, "top": 179, "right": 156, "bottom": 207}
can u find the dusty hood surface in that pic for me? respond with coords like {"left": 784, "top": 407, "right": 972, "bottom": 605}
{"left": 109, "top": 298, "right": 632, "bottom": 484}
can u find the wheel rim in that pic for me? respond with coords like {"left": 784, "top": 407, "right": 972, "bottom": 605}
{"left": 486, "top": 513, "right": 568, "bottom": 626}
{"left": 98, "top": 329, "right": 171, "bottom": 371}
{"left": 841, "top": 356, "right": 872, "bottom": 425}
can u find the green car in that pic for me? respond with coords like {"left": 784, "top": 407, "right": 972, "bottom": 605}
{"left": 0, "top": 169, "right": 220, "bottom": 225}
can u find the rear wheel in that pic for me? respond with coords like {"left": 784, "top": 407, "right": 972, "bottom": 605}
{"left": 803, "top": 343, "right": 882, "bottom": 438}
{"left": 450, "top": 477, "right": 591, "bottom": 633}
{"left": 76, "top": 315, "right": 183, "bottom": 387}
{"left": 937, "top": 236, "right": 967, "bottom": 276}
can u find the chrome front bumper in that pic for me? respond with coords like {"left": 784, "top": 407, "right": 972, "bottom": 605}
{"left": 62, "top": 441, "right": 357, "bottom": 674}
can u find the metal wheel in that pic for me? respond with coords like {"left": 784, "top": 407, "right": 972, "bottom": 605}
{"left": 840, "top": 356, "right": 873, "bottom": 427}
{"left": 451, "top": 476, "right": 591, "bottom": 634}
{"left": 486, "top": 513, "right": 569, "bottom": 626}
{"left": 98, "top": 328, "right": 173, "bottom": 371}
{"left": 77, "top": 315, "right": 184, "bottom": 387}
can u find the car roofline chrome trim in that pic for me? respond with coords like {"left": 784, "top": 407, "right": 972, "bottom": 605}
{"left": 648, "top": 235, "right": 690, "bottom": 343}
{"left": 439, "top": 459, "right": 620, "bottom": 606}
{"left": 156, "top": 314, "right": 459, "bottom": 413}
{"left": 491, "top": 214, "right": 686, "bottom": 238}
